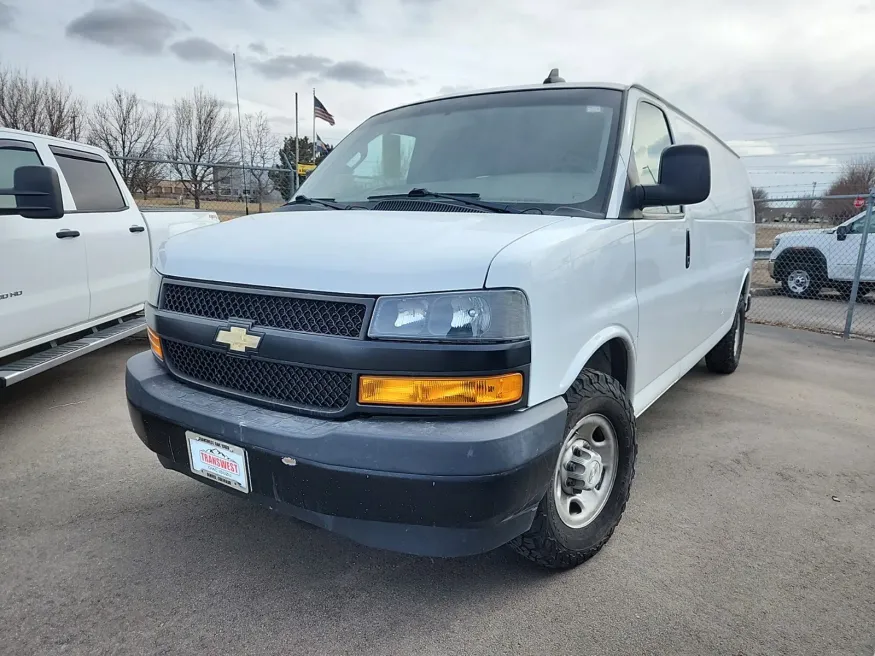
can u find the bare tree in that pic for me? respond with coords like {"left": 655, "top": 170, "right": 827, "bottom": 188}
{"left": 0, "top": 65, "right": 86, "bottom": 139}
{"left": 794, "top": 195, "right": 819, "bottom": 223}
{"left": 823, "top": 157, "right": 875, "bottom": 224}
{"left": 89, "top": 88, "right": 166, "bottom": 198}
{"left": 242, "top": 112, "right": 278, "bottom": 212}
{"left": 167, "top": 87, "right": 235, "bottom": 209}
{"left": 751, "top": 186, "right": 769, "bottom": 223}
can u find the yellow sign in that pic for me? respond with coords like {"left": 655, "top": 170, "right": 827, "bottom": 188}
{"left": 297, "top": 163, "right": 317, "bottom": 176}
{"left": 215, "top": 326, "right": 262, "bottom": 353}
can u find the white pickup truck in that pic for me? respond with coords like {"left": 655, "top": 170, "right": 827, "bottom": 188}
{"left": 768, "top": 210, "right": 875, "bottom": 299}
{"left": 0, "top": 128, "right": 219, "bottom": 387}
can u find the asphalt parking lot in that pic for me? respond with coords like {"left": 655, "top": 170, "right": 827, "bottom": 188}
{"left": 1, "top": 325, "right": 873, "bottom": 656}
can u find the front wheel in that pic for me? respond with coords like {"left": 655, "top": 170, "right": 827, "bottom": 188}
{"left": 508, "top": 370, "right": 637, "bottom": 570}
{"left": 781, "top": 267, "right": 821, "bottom": 298}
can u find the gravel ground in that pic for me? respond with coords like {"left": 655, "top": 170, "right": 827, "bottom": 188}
{"left": 1, "top": 325, "right": 873, "bottom": 656}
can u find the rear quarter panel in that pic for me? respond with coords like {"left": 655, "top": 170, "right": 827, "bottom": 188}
{"left": 485, "top": 218, "right": 638, "bottom": 408}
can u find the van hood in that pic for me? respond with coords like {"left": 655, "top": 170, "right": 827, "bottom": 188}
{"left": 156, "top": 210, "right": 570, "bottom": 295}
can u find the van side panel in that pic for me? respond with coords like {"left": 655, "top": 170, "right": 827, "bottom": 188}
{"left": 665, "top": 109, "right": 755, "bottom": 346}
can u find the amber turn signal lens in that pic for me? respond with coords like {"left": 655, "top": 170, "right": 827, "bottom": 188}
{"left": 358, "top": 373, "right": 523, "bottom": 407}
{"left": 147, "top": 327, "right": 163, "bottom": 360}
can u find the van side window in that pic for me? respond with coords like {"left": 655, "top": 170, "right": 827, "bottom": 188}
{"left": 0, "top": 141, "right": 43, "bottom": 210}
{"left": 49, "top": 146, "right": 127, "bottom": 212}
{"left": 631, "top": 102, "right": 679, "bottom": 213}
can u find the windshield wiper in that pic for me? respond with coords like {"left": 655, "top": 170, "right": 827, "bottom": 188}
{"left": 367, "top": 188, "right": 522, "bottom": 214}
{"left": 288, "top": 195, "right": 349, "bottom": 210}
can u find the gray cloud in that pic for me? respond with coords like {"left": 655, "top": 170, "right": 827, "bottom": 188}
{"left": 0, "top": 2, "right": 14, "bottom": 31}
{"left": 170, "top": 37, "right": 230, "bottom": 65}
{"left": 65, "top": 2, "right": 182, "bottom": 54}
{"left": 249, "top": 41, "right": 269, "bottom": 55}
{"left": 252, "top": 54, "right": 408, "bottom": 87}
{"left": 649, "top": 62, "right": 875, "bottom": 137}
{"left": 254, "top": 0, "right": 280, "bottom": 7}
{"left": 321, "top": 61, "right": 408, "bottom": 87}
{"left": 253, "top": 55, "right": 331, "bottom": 79}
{"left": 438, "top": 85, "right": 472, "bottom": 95}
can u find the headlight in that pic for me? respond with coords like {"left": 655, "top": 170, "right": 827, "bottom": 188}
{"left": 773, "top": 237, "right": 781, "bottom": 248}
{"left": 368, "top": 290, "right": 530, "bottom": 342}
{"left": 147, "top": 269, "right": 162, "bottom": 306}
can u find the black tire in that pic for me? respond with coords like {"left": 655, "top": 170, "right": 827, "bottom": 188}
{"left": 508, "top": 370, "right": 636, "bottom": 570}
{"left": 705, "top": 296, "right": 745, "bottom": 374}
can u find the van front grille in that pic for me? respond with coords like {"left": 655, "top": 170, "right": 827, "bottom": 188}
{"left": 163, "top": 340, "right": 352, "bottom": 412}
{"left": 161, "top": 283, "right": 367, "bottom": 338}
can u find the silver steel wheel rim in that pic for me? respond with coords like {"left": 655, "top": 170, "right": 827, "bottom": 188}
{"left": 553, "top": 414, "right": 619, "bottom": 529}
{"left": 787, "top": 269, "right": 810, "bottom": 294}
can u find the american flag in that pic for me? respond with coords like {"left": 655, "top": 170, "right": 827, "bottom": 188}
{"left": 314, "top": 96, "right": 335, "bottom": 126}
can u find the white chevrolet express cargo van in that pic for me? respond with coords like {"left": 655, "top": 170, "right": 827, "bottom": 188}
{"left": 123, "top": 73, "right": 755, "bottom": 569}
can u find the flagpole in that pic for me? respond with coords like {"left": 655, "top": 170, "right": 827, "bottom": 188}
{"left": 312, "top": 87, "right": 317, "bottom": 164}
{"left": 294, "top": 92, "right": 299, "bottom": 194}
{"left": 232, "top": 52, "right": 249, "bottom": 215}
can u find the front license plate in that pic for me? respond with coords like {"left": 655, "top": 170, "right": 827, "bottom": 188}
{"left": 185, "top": 431, "right": 250, "bottom": 493}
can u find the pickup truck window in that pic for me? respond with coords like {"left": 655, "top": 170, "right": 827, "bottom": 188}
{"left": 296, "top": 88, "right": 623, "bottom": 215}
{"left": 49, "top": 147, "right": 127, "bottom": 213}
{"left": 0, "top": 141, "right": 42, "bottom": 209}
{"left": 850, "top": 217, "right": 873, "bottom": 234}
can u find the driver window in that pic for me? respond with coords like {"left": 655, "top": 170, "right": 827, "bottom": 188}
{"left": 0, "top": 142, "right": 43, "bottom": 209}
{"left": 631, "top": 102, "right": 679, "bottom": 214}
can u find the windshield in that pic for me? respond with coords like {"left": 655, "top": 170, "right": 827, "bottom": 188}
{"left": 294, "top": 88, "right": 623, "bottom": 215}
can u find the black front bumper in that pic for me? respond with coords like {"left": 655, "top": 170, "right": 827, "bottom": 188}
{"left": 126, "top": 352, "right": 567, "bottom": 557}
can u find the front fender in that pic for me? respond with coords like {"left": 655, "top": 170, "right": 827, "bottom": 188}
{"left": 558, "top": 324, "right": 637, "bottom": 396}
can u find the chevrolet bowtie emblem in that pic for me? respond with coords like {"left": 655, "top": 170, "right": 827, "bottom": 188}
{"left": 215, "top": 326, "right": 262, "bottom": 353}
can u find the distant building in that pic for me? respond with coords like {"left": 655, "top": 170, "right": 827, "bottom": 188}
{"left": 211, "top": 162, "right": 282, "bottom": 201}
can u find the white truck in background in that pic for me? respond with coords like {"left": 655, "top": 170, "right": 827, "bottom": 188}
{"left": 0, "top": 128, "right": 220, "bottom": 387}
{"left": 768, "top": 210, "right": 875, "bottom": 299}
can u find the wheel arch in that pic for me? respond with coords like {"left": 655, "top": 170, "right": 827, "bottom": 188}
{"left": 738, "top": 267, "right": 751, "bottom": 306}
{"left": 774, "top": 247, "right": 828, "bottom": 276}
{"left": 559, "top": 326, "right": 636, "bottom": 398}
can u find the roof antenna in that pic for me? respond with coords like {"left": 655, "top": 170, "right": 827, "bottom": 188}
{"left": 543, "top": 68, "right": 565, "bottom": 84}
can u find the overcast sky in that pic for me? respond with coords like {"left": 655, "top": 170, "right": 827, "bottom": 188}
{"left": 2, "top": 0, "right": 874, "bottom": 196}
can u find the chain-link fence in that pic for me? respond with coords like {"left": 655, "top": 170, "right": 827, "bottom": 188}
{"left": 112, "top": 155, "right": 297, "bottom": 221}
{"left": 750, "top": 193, "right": 875, "bottom": 340}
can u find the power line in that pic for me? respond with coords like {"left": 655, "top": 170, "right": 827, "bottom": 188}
{"left": 746, "top": 170, "right": 841, "bottom": 175}
{"left": 742, "top": 148, "right": 875, "bottom": 158}
{"left": 726, "top": 125, "right": 875, "bottom": 141}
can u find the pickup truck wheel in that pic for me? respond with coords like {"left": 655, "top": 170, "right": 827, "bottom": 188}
{"left": 781, "top": 267, "right": 821, "bottom": 298}
{"left": 508, "top": 370, "right": 636, "bottom": 569}
{"left": 705, "top": 297, "right": 745, "bottom": 374}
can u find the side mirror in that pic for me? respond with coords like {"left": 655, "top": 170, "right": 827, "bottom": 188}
{"left": 0, "top": 166, "right": 64, "bottom": 219}
{"left": 634, "top": 144, "right": 711, "bottom": 209}
{"left": 836, "top": 225, "right": 849, "bottom": 241}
